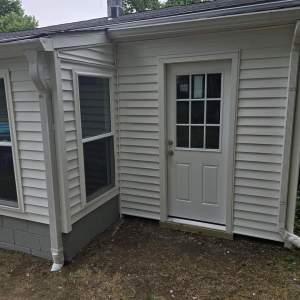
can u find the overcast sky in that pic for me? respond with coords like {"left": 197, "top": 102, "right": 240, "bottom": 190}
{"left": 21, "top": 0, "right": 108, "bottom": 27}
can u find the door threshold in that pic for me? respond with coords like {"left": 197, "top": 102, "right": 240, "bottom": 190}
{"left": 161, "top": 218, "right": 233, "bottom": 240}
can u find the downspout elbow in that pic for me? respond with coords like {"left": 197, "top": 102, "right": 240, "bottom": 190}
{"left": 283, "top": 231, "right": 300, "bottom": 249}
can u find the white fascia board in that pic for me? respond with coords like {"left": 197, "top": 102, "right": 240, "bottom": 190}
{"left": 51, "top": 31, "right": 110, "bottom": 49}
{"left": 0, "top": 37, "right": 53, "bottom": 58}
{"left": 107, "top": 6, "right": 300, "bottom": 40}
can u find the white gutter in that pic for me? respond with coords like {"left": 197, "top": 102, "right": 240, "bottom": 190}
{"left": 106, "top": 4, "right": 300, "bottom": 40}
{"left": 280, "top": 21, "right": 300, "bottom": 249}
{"left": 24, "top": 39, "right": 65, "bottom": 271}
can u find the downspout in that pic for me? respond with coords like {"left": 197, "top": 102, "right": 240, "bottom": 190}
{"left": 280, "top": 21, "right": 300, "bottom": 248}
{"left": 25, "top": 49, "right": 64, "bottom": 270}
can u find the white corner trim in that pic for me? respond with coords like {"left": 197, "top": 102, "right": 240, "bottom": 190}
{"left": 279, "top": 20, "right": 300, "bottom": 235}
{"left": 26, "top": 50, "right": 65, "bottom": 268}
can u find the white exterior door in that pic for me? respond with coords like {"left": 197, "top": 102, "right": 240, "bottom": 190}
{"left": 167, "top": 61, "right": 231, "bottom": 225}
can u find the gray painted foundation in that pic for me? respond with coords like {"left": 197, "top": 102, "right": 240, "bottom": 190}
{"left": 0, "top": 196, "right": 119, "bottom": 261}
{"left": 0, "top": 215, "right": 51, "bottom": 259}
{"left": 63, "top": 196, "right": 120, "bottom": 261}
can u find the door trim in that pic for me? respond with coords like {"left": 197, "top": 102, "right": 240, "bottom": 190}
{"left": 158, "top": 51, "right": 240, "bottom": 234}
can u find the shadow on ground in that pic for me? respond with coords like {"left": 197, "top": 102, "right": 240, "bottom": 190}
{"left": 0, "top": 217, "right": 300, "bottom": 300}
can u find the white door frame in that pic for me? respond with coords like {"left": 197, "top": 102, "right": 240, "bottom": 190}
{"left": 158, "top": 51, "right": 240, "bottom": 234}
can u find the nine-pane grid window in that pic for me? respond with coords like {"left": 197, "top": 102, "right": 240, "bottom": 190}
{"left": 0, "top": 78, "right": 17, "bottom": 206}
{"left": 78, "top": 75, "right": 115, "bottom": 202}
{"left": 176, "top": 73, "right": 222, "bottom": 150}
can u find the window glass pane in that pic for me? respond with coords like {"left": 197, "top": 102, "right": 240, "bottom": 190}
{"left": 191, "top": 101, "right": 204, "bottom": 124}
{"left": 176, "top": 126, "right": 189, "bottom": 147}
{"left": 191, "top": 126, "right": 204, "bottom": 148}
{"left": 177, "top": 101, "right": 189, "bottom": 124}
{"left": 0, "top": 146, "right": 17, "bottom": 202}
{"left": 79, "top": 76, "right": 111, "bottom": 139}
{"left": 83, "top": 137, "right": 115, "bottom": 201}
{"left": 207, "top": 74, "right": 221, "bottom": 98}
{"left": 0, "top": 79, "right": 10, "bottom": 142}
{"left": 176, "top": 76, "right": 189, "bottom": 99}
{"left": 206, "top": 126, "right": 220, "bottom": 149}
{"left": 192, "top": 75, "right": 205, "bottom": 99}
{"left": 206, "top": 100, "right": 221, "bottom": 124}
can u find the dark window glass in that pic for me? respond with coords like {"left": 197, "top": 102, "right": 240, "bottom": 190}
{"left": 0, "top": 147, "right": 17, "bottom": 203}
{"left": 0, "top": 79, "right": 10, "bottom": 142}
{"left": 83, "top": 137, "right": 115, "bottom": 201}
{"left": 177, "top": 101, "right": 189, "bottom": 124}
{"left": 206, "top": 127, "right": 220, "bottom": 149}
{"left": 191, "top": 126, "right": 204, "bottom": 148}
{"left": 176, "top": 126, "right": 189, "bottom": 147}
{"left": 176, "top": 76, "right": 189, "bottom": 99}
{"left": 207, "top": 74, "right": 221, "bottom": 98}
{"left": 206, "top": 100, "right": 221, "bottom": 124}
{"left": 192, "top": 74, "right": 205, "bottom": 99}
{"left": 191, "top": 101, "right": 204, "bottom": 124}
{"left": 79, "top": 76, "right": 111, "bottom": 139}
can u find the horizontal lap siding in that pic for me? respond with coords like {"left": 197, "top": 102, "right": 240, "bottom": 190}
{"left": 118, "top": 61, "right": 161, "bottom": 219}
{"left": 5, "top": 58, "right": 48, "bottom": 222}
{"left": 117, "top": 25, "right": 293, "bottom": 240}
{"left": 234, "top": 48, "right": 290, "bottom": 241}
{"left": 58, "top": 45, "right": 115, "bottom": 223}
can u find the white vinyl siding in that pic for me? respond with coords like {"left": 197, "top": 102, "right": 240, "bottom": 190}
{"left": 116, "top": 25, "right": 294, "bottom": 240}
{"left": 234, "top": 48, "right": 289, "bottom": 241}
{"left": 57, "top": 44, "right": 115, "bottom": 223}
{"left": 0, "top": 57, "right": 48, "bottom": 223}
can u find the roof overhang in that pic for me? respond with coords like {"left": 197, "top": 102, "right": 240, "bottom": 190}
{"left": 0, "top": 38, "right": 53, "bottom": 58}
{"left": 107, "top": 5, "right": 300, "bottom": 41}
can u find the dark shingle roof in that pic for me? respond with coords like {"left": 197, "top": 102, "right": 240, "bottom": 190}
{"left": 0, "top": 0, "right": 299, "bottom": 43}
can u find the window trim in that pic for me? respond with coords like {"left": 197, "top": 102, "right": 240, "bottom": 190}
{"left": 0, "top": 70, "right": 23, "bottom": 211}
{"left": 73, "top": 71, "right": 116, "bottom": 208}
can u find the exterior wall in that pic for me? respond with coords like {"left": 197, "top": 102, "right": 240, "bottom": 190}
{"left": 0, "top": 56, "right": 49, "bottom": 224}
{"left": 63, "top": 196, "right": 119, "bottom": 261}
{"left": 0, "top": 215, "right": 51, "bottom": 259}
{"left": 55, "top": 42, "right": 117, "bottom": 226}
{"left": 116, "top": 25, "right": 294, "bottom": 241}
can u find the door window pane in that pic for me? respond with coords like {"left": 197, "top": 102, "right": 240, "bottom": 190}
{"left": 191, "top": 101, "right": 204, "bottom": 124}
{"left": 83, "top": 137, "right": 115, "bottom": 201}
{"left": 206, "top": 127, "right": 220, "bottom": 149}
{"left": 177, "top": 101, "right": 189, "bottom": 124}
{"left": 176, "top": 76, "right": 189, "bottom": 99}
{"left": 0, "top": 79, "right": 10, "bottom": 142}
{"left": 192, "top": 74, "right": 205, "bottom": 99}
{"left": 191, "top": 126, "right": 204, "bottom": 148}
{"left": 207, "top": 74, "right": 221, "bottom": 98}
{"left": 177, "top": 126, "right": 189, "bottom": 147}
{"left": 206, "top": 100, "right": 221, "bottom": 124}
{"left": 79, "top": 76, "right": 111, "bottom": 139}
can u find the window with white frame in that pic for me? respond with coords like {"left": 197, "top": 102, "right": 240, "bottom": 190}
{"left": 0, "top": 77, "right": 18, "bottom": 206}
{"left": 78, "top": 75, "right": 115, "bottom": 202}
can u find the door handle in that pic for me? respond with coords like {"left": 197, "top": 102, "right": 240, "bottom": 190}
{"left": 168, "top": 150, "right": 174, "bottom": 156}
{"left": 168, "top": 140, "right": 174, "bottom": 156}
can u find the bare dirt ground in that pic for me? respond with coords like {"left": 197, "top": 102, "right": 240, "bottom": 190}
{"left": 0, "top": 217, "right": 300, "bottom": 300}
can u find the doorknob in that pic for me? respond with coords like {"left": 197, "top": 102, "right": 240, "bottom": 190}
{"left": 168, "top": 150, "right": 174, "bottom": 156}
{"left": 168, "top": 140, "right": 174, "bottom": 156}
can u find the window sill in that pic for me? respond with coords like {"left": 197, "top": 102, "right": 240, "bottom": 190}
{"left": 0, "top": 199, "right": 18, "bottom": 208}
